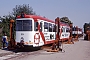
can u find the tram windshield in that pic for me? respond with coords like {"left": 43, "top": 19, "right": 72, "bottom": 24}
{"left": 16, "top": 20, "right": 32, "bottom": 31}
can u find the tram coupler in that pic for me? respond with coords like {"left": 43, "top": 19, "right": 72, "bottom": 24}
{"left": 16, "top": 41, "right": 24, "bottom": 49}
{"left": 8, "top": 39, "right": 16, "bottom": 50}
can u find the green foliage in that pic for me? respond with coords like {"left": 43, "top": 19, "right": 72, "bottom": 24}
{"left": 12, "top": 4, "right": 36, "bottom": 16}
{"left": 0, "top": 4, "right": 36, "bottom": 36}
{"left": 0, "top": 4, "right": 37, "bottom": 36}
{"left": 2, "top": 16, "right": 11, "bottom": 36}
{"left": 60, "top": 17, "right": 73, "bottom": 25}
{"left": 0, "top": 4, "right": 36, "bottom": 48}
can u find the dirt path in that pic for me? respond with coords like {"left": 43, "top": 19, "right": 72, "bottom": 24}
{"left": 8, "top": 38, "right": 90, "bottom": 60}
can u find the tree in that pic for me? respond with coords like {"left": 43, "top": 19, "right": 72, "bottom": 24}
{"left": 1, "top": 4, "right": 36, "bottom": 37}
{"left": 12, "top": 4, "right": 36, "bottom": 17}
{"left": 60, "top": 17, "right": 73, "bottom": 25}
{"left": 1, "top": 16, "right": 10, "bottom": 36}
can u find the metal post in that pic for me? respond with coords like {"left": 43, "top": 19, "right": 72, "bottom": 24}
{"left": 69, "top": 23, "right": 74, "bottom": 44}
{"left": 76, "top": 26, "right": 79, "bottom": 41}
{"left": 55, "top": 17, "right": 61, "bottom": 49}
{"left": 8, "top": 19, "right": 16, "bottom": 50}
{"left": 57, "top": 17, "right": 60, "bottom": 48}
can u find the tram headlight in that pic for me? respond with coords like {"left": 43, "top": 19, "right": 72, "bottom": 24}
{"left": 29, "top": 40, "right": 33, "bottom": 44}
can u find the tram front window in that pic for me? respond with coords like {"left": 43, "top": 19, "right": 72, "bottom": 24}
{"left": 16, "top": 20, "right": 32, "bottom": 31}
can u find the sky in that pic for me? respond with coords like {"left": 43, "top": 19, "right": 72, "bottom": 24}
{"left": 0, "top": 0, "right": 90, "bottom": 28}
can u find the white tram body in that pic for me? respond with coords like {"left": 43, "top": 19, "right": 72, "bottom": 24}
{"left": 72, "top": 26, "right": 83, "bottom": 35}
{"left": 72, "top": 26, "right": 83, "bottom": 38}
{"left": 72, "top": 31, "right": 82, "bottom": 35}
{"left": 16, "top": 14, "right": 70, "bottom": 47}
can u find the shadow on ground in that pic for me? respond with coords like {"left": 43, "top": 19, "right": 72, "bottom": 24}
{"left": 0, "top": 46, "right": 41, "bottom": 54}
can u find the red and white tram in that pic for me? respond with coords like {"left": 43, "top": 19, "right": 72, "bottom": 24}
{"left": 16, "top": 13, "right": 70, "bottom": 47}
{"left": 72, "top": 26, "right": 83, "bottom": 38}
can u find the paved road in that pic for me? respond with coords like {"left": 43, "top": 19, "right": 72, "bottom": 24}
{"left": 8, "top": 38, "right": 90, "bottom": 60}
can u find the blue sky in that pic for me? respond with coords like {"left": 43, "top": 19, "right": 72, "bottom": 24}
{"left": 0, "top": 0, "right": 90, "bottom": 28}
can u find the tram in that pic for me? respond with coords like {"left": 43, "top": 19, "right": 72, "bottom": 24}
{"left": 15, "top": 13, "right": 70, "bottom": 47}
{"left": 72, "top": 26, "right": 83, "bottom": 38}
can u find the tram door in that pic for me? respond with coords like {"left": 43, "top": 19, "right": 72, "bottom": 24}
{"left": 43, "top": 22, "right": 50, "bottom": 41}
{"left": 34, "top": 20, "right": 44, "bottom": 45}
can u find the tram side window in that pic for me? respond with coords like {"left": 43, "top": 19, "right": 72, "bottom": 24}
{"left": 52, "top": 24, "right": 54, "bottom": 32}
{"left": 72, "top": 27, "right": 76, "bottom": 31}
{"left": 66, "top": 28, "right": 70, "bottom": 32}
{"left": 44, "top": 22, "right": 49, "bottom": 32}
{"left": 49, "top": 23, "right": 52, "bottom": 32}
{"left": 52, "top": 24, "right": 56, "bottom": 32}
{"left": 40, "top": 22, "right": 42, "bottom": 32}
{"left": 34, "top": 22, "right": 38, "bottom": 31}
{"left": 62, "top": 27, "right": 65, "bottom": 32}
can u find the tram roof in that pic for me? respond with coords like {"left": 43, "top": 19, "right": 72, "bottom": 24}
{"left": 17, "top": 14, "right": 69, "bottom": 26}
{"left": 17, "top": 14, "right": 55, "bottom": 23}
